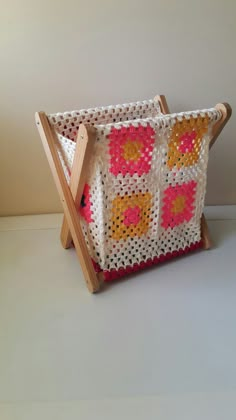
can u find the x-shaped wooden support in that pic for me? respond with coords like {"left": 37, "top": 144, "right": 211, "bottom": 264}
{"left": 36, "top": 96, "right": 231, "bottom": 292}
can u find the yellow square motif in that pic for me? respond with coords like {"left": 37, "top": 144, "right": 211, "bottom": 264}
{"left": 167, "top": 116, "right": 209, "bottom": 169}
{"left": 111, "top": 192, "right": 152, "bottom": 241}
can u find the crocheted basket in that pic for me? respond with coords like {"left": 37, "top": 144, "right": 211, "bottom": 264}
{"left": 35, "top": 96, "right": 231, "bottom": 292}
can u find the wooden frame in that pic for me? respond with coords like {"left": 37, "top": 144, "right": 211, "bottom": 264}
{"left": 201, "top": 102, "right": 231, "bottom": 248}
{"left": 35, "top": 96, "right": 231, "bottom": 292}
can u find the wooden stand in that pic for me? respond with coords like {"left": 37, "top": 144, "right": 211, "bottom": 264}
{"left": 35, "top": 96, "right": 231, "bottom": 292}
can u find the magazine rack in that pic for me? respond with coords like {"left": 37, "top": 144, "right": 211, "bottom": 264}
{"left": 35, "top": 96, "right": 231, "bottom": 292}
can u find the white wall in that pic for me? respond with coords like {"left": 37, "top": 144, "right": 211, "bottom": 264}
{"left": 0, "top": 0, "right": 235, "bottom": 215}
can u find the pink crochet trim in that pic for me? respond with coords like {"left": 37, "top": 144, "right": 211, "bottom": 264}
{"left": 102, "top": 241, "right": 202, "bottom": 282}
{"left": 108, "top": 124, "right": 155, "bottom": 176}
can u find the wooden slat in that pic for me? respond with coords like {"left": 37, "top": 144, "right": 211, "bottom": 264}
{"left": 210, "top": 103, "right": 232, "bottom": 149}
{"left": 201, "top": 102, "right": 232, "bottom": 249}
{"left": 35, "top": 113, "right": 100, "bottom": 293}
{"left": 154, "top": 94, "right": 170, "bottom": 114}
{"left": 60, "top": 125, "right": 97, "bottom": 249}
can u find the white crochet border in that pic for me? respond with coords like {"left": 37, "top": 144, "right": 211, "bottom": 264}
{"left": 48, "top": 98, "right": 162, "bottom": 183}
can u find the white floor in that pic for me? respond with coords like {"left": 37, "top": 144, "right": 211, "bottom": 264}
{"left": 0, "top": 207, "right": 236, "bottom": 420}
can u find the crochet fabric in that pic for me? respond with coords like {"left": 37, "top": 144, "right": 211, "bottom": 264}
{"left": 48, "top": 101, "right": 221, "bottom": 281}
{"left": 48, "top": 99, "right": 161, "bottom": 183}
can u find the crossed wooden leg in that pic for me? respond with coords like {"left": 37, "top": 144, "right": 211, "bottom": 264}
{"left": 36, "top": 112, "right": 101, "bottom": 293}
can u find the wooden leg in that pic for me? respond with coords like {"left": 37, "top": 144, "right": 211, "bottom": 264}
{"left": 35, "top": 113, "right": 101, "bottom": 293}
{"left": 200, "top": 103, "right": 232, "bottom": 248}
{"left": 60, "top": 114, "right": 112, "bottom": 250}
{"left": 61, "top": 217, "right": 73, "bottom": 248}
{"left": 201, "top": 214, "right": 212, "bottom": 250}
{"left": 61, "top": 124, "right": 97, "bottom": 251}
{"left": 60, "top": 125, "right": 96, "bottom": 250}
